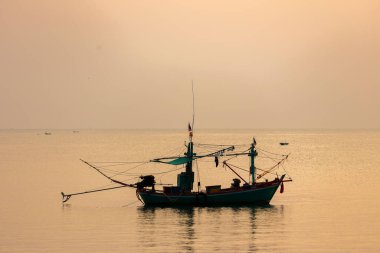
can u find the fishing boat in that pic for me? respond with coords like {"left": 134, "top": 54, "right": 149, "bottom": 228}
{"left": 62, "top": 125, "right": 292, "bottom": 206}
{"left": 62, "top": 85, "right": 291, "bottom": 206}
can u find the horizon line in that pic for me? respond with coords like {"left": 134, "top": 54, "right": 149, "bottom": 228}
{"left": 1, "top": 127, "right": 380, "bottom": 131}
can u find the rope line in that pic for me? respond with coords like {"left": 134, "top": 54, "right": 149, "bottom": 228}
{"left": 256, "top": 147, "right": 287, "bottom": 157}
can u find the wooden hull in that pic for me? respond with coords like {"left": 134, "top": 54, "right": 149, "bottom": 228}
{"left": 137, "top": 176, "right": 284, "bottom": 207}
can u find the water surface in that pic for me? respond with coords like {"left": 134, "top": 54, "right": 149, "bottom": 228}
{"left": 0, "top": 130, "right": 379, "bottom": 252}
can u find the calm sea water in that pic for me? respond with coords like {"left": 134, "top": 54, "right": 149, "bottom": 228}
{"left": 0, "top": 129, "right": 379, "bottom": 252}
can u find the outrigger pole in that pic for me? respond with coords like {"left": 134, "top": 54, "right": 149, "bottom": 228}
{"left": 223, "top": 161, "right": 249, "bottom": 185}
{"left": 61, "top": 185, "right": 134, "bottom": 203}
{"left": 61, "top": 159, "right": 137, "bottom": 203}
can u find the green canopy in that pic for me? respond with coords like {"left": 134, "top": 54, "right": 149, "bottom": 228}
{"left": 167, "top": 157, "right": 193, "bottom": 165}
{"left": 152, "top": 157, "right": 193, "bottom": 165}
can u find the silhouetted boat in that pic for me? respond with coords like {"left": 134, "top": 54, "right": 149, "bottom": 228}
{"left": 280, "top": 142, "right": 289, "bottom": 146}
{"left": 62, "top": 126, "right": 292, "bottom": 206}
{"left": 61, "top": 87, "right": 292, "bottom": 206}
{"left": 139, "top": 132, "right": 292, "bottom": 205}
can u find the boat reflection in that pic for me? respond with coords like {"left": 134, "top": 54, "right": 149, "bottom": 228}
{"left": 137, "top": 206, "right": 195, "bottom": 252}
{"left": 137, "top": 205, "right": 285, "bottom": 252}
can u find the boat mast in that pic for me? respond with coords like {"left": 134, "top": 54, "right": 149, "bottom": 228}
{"left": 177, "top": 83, "right": 196, "bottom": 192}
{"left": 249, "top": 138, "right": 258, "bottom": 185}
{"left": 184, "top": 124, "right": 194, "bottom": 189}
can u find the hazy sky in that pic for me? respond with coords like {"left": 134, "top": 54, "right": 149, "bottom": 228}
{"left": 1, "top": 0, "right": 379, "bottom": 129}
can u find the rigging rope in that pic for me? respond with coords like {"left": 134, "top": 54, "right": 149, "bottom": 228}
{"left": 97, "top": 163, "right": 144, "bottom": 169}
{"left": 108, "top": 162, "right": 149, "bottom": 178}
{"left": 257, "top": 153, "right": 283, "bottom": 163}
{"left": 256, "top": 155, "right": 289, "bottom": 179}
{"left": 196, "top": 143, "right": 249, "bottom": 147}
{"left": 280, "top": 161, "right": 292, "bottom": 180}
{"left": 256, "top": 147, "right": 287, "bottom": 157}
{"left": 88, "top": 161, "right": 148, "bottom": 164}
{"left": 226, "top": 162, "right": 250, "bottom": 173}
{"left": 83, "top": 141, "right": 290, "bottom": 190}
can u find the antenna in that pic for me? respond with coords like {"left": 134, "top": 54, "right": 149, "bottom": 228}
{"left": 192, "top": 80, "right": 195, "bottom": 130}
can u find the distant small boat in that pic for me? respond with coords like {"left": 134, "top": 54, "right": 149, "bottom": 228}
{"left": 73, "top": 131, "right": 79, "bottom": 133}
{"left": 44, "top": 132, "right": 51, "bottom": 135}
{"left": 280, "top": 142, "right": 288, "bottom": 146}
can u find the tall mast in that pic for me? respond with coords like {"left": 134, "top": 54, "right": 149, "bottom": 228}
{"left": 188, "top": 80, "right": 195, "bottom": 172}
{"left": 178, "top": 124, "right": 195, "bottom": 192}
{"left": 249, "top": 137, "right": 258, "bottom": 185}
{"left": 186, "top": 81, "right": 195, "bottom": 183}
{"left": 177, "top": 83, "right": 196, "bottom": 192}
{"left": 186, "top": 123, "right": 194, "bottom": 174}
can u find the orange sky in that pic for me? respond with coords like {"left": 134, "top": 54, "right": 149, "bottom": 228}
{"left": 1, "top": 0, "right": 379, "bottom": 129}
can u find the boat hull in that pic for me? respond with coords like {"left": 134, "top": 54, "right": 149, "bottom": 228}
{"left": 137, "top": 180, "right": 282, "bottom": 207}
